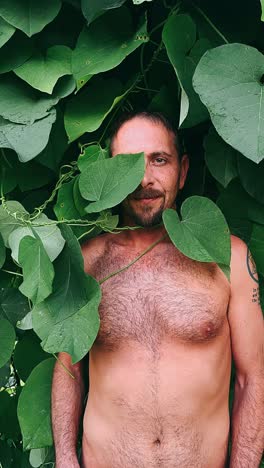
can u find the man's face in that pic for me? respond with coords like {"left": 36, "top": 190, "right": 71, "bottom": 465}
{"left": 111, "top": 117, "right": 189, "bottom": 227}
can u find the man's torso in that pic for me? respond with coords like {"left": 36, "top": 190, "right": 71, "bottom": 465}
{"left": 82, "top": 235, "right": 231, "bottom": 468}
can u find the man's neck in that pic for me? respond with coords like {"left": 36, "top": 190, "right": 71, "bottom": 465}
{"left": 119, "top": 222, "right": 167, "bottom": 250}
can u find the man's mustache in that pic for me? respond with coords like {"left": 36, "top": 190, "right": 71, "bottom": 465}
{"left": 131, "top": 189, "right": 164, "bottom": 200}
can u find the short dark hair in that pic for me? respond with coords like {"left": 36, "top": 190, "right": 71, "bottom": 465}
{"left": 109, "top": 111, "right": 185, "bottom": 160}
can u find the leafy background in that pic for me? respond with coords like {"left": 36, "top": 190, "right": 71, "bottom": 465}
{"left": 0, "top": 0, "right": 263, "bottom": 466}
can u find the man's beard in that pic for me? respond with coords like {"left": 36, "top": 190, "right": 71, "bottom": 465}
{"left": 121, "top": 188, "right": 166, "bottom": 227}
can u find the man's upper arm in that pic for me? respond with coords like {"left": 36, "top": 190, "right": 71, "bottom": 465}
{"left": 228, "top": 236, "right": 264, "bottom": 382}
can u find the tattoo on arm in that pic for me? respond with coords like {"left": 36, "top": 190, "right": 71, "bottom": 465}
{"left": 251, "top": 287, "right": 261, "bottom": 305}
{"left": 246, "top": 248, "right": 259, "bottom": 284}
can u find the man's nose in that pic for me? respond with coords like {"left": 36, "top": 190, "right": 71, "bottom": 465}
{"left": 141, "top": 163, "right": 154, "bottom": 187}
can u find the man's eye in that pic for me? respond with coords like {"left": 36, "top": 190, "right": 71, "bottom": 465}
{"left": 154, "top": 157, "right": 167, "bottom": 165}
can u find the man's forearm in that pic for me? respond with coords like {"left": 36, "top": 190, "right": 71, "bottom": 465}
{"left": 230, "top": 376, "right": 264, "bottom": 467}
{"left": 52, "top": 353, "right": 85, "bottom": 467}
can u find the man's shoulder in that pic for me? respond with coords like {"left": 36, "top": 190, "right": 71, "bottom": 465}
{"left": 230, "top": 234, "right": 248, "bottom": 264}
{"left": 81, "top": 232, "right": 116, "bottom": 274}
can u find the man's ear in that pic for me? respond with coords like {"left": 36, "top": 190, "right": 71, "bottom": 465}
{"left": 179, "top": 154, "right": 189, "bottom": 190}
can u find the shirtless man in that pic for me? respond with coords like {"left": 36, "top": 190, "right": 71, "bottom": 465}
{"left": 52, "top": 112, "right": 264, "bottom": 468}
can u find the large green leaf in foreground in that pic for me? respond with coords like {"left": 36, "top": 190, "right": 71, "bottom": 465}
{"left": 163, "top": 196, "right": 231, "bottom": 279}
{"left": 18, "top": 358, "right": 55, "bottom": 449}
{"left": 79, "top": 152, "right": 145, "bottom": 213}
{"left": 32, "top": 225, "right": 101, "bottom": 363}
{"left": 0, "top": 318, "right": 16, "bottom": 367}
{"left": 193, "top": 44, "right": 264, "bottom": 163}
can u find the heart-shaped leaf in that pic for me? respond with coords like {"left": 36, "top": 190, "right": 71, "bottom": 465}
{"left": 18, "top": 236, "right": 55, "bottom": 304}
{"left": 15, "top": 46, "right": 72, "bottom": 94}
{"left": 163, "top": 196, "right": 231, "bottom": 278}
{"left": 32, "top": 225, "right": 101, "bottom": 364}
{"left": 193, "top": 43, "right": 264, "bottom": 163}
{"left": 79, "top": 152, "right": 145, "bottom": 213}
{"left": 0, "top": 0, "right": 62, "bottom": 37}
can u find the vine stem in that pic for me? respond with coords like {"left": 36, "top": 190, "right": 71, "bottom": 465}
{"left": 53, "top": 354, "right": 75, "bottom": 380}
{"left": 2, "top": 269, "right": 23, "bottom": 277}
{"left": 190, "top": 1, "right": 229, "bottom": 44}
{"left": 99, "top": 233, "right": 167, "bottom": 285}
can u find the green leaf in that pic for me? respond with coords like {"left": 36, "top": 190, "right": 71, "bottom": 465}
{"left": 0, "top": 233, "right": 6, "bottom": 268}
{"left": 18, "top": 236, "right": 55, "bottom": 304}
{"left": 0, "top": 17, "right": 15, "bottom": 47}
{"left": 0, "top": 201, "right": 29, "bottom": 245}
{"left": 262, "top": 0, "right": 264, "bottom": 21}
{"left": 33, "top": 225, "right": 101, "bottom": 364}
{"left": 249, "top": 224, "right": 264, "bottom": 276}
{"left": 0, "top": 318, "right": 16, "bottom": 367}
{"left": 79, "top": 152, "right": 145, "bottom": 213}
{"left": 15, "top": 46, "right": 72, "bottom": 94}
{"left": 0, "top": 288, "right": 31, "bottom": 326}
{"left": 0, "top": 75, "right": 55, "bottom": 125}
{"left": 13, "top": 330, "right": 48, "bottom": 382}
{"left": 53, "top": 178, "right": 93, "bottom": 239}
{"left": 163, "top": 196, "right": 231, "bottom": 278}
{"left": 0, "top": 0, "right": 62, "bottom": 37}
{"left": 204, "top": 127, "right": 238, "bottom": 188}
{"left": 81, "top": 0, "right": 126, "bottom": 25}
{"left": 64, "top": 77, "right": 123, "bottom": 142}
{"left": 193, "top": 43, "right": 264, "bottom": 163}
{"left": 237, "top": 155, "right": 264, "bottom": 204}
{"left": 18, "top": 358, "right": 55, "bottom": 449}
{"left": 0, "top": 31, "right": 33, "bottom": 74}
{"left": 78, "top": 144, "right": 109, "bottom": 173}
{"left": 162, "top": 14, "right": 209, "bottom": 127}
{"left": 0, "top": 111, "right": 56, "bottom": 162}
{"left": 8, "top": 214, "right": 65, "bottom": 263}
{"left": 72, "top": 7, "right": 148, "bottom": 85}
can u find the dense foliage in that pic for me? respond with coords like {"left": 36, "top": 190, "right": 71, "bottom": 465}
{"left": 0, "top": 0, "right": 263, "bottom": 466}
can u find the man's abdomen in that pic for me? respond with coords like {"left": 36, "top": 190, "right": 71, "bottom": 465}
{"left": 82, "top": 337, "right": 231, "bottom": 468}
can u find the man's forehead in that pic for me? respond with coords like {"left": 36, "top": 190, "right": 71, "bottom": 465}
{"left": 111, "top": 117, "right": 176, "bottom": 156}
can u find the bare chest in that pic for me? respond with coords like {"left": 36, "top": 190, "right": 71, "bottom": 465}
{"left": 92, "top": 245, "right": 230, "bottom": 352}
